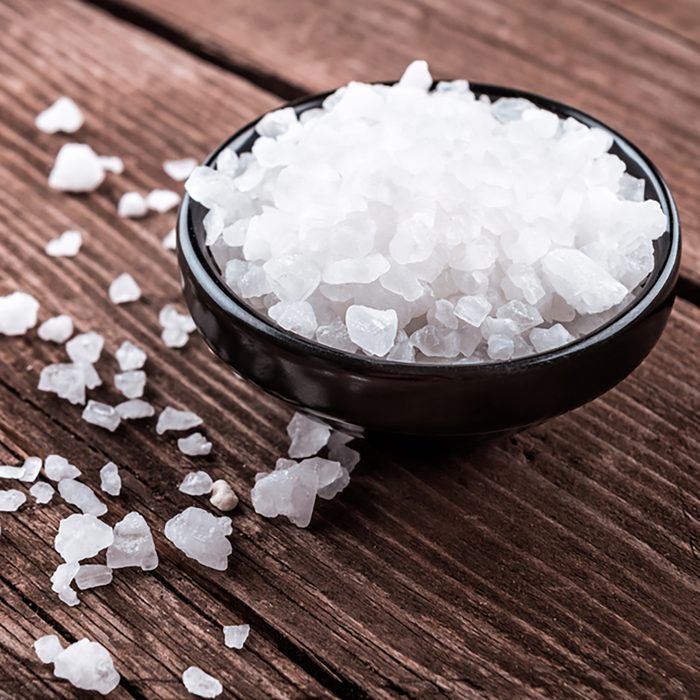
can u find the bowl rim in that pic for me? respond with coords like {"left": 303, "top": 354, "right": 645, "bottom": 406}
{"left": 178, "top": 81, "right": 681, "bottom": 377}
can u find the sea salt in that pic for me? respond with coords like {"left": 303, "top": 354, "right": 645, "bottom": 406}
{"left": 0, "top": 292, "right": 39, "bottom": 336}
{"left": 52, "top": 638, "right": 120, "bottom": 695}
{"left": 114, "top": 370, "right": 146, "bottom": 399}
{"left": 156, "top": 406, "right": 202, "bottom": 434}
{"left": 35, "top": 97, "right": 84, "bottom": 134}
{"left": 209, "top": 479, "right": 238, "bottom": 511}
{"left": 30, "top": 481, "right": 55, "bottom": 504}
{"left": 115, "top": 399, "right": 155, "bottom": 420}
{"left": 179, "top": 471, "right": 213, "bottom": 495}
{"left": 50, "top": 561, "right": 80, "bottom": 606}
{"left": 58, "top": 479, "right": 107, "bottom": 516}
{"left": 45, "top": 230, "right": 82, "bottom": 257}
{"left": 38, "top": 315, "right": 73, "bottom": 343}
{"left": 164, "top": 506, "right": 232, "bottom": 570}
{"left": 75, "top": 564, "right": 113, "bottom": 590}
{"left": 115, "top": 340, "right": 146, "bottom": 370}
{"left": 66, "top": 331, "right": 104, "bottom": 364}
{"left": 286, "top": 412, "right": 331, "bottom": 459}
{"left": 34, "top": 634, "right": 64, "bottom": 663}
{"left": 55, "top": 514, "right": 113, "bottom": 562}
{"left": 117, "top": 191, "right": 148, "bottom": 218}
{"left": 48, "top": 144, "right": 105, "bottom": 192}
{"left": 82, "top": 401, "right": 121, "bottom": 432}
{"left": 162, "top": 228, "right": 177, "bottom": 250}
{"left": 38, "top": 363, "right": 88, "bottom": 405}
{"left": 99, "top": 462, "right": 121, "bottom": 496}
{"left": 106, "top": 511, "right": 158, "bottom": 570}
{"left": 194, "top": 60, "right": 667, "bottom": 363}
{"left": 45, "top": 454, "right": 81, "bottom": 481}
{"left": 99, "top": 156, "right": 124, "bottom": 174}
{"left": 1, "top": 456, "right": 42, "bottom": 482}
{"left": 0, "top": 489, "right": 26, "bottom": 511}
{"left": 159, "top": 304, "right": 196, "bottom": 348}
{"left": 108, "top": 273, "right": 141, "bottom": 304}
{"left": 223, "top": 624, "right": 250, "bottom": 649}
{"left": 178, "top": 432, "right": 212, "bottom": 456}
{"left": 182, "top": 667, "right": 223, "bottom": 698}
{"left": 146, "top": 189, "right": 181, "bottom": 213}
{"left": 327, "top": 432, "right": 360, "bottom": 473}
{"left": 164, "top": 157, "right": 197, "bottom": 181}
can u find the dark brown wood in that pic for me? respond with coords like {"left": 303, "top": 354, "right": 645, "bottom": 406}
{"left": 0, "top": 0, "right": 698, "bottom": 698}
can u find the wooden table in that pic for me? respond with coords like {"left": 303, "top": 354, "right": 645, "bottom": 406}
{"left": 1, "top": 1, "right": 698, "bottom": 697}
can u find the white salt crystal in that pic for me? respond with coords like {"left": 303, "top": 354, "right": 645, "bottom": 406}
{"left": 327, "top": 432, "right": 360, "bottom": 473}
{"left": 66, "top": 331, "right": 104, "bottom": 364}
{"left": 38, "top": 363, "right": 85, "bottom": 405}
{"left": 30, "top": 481, "right": 55, "bottom": 504}
{"left": 146, "top": 189, "right": 181, "bottom": 213}
{"left": 82, "top": 401, "right": 121, "bottom": 432}
{"left": 209, "top": 479, "right": 238, "bottom": 511}
{"left": 38, "top": 315, "right": 73, "bottom": 343}
{"left": 117, "top": 191, "right": 148, "bottom": 218}
{"left": 0, "top": 292, "right": 39, "bottom": 336}
{"left": 345, "top": 306, "right": 397, "bottom": 357}
{"left": 454, "top": 295, "right": 492, "bottom": 327}
{"left": 156, "top": 406, "right": 202, "bottom": 434}
{"left": 58, "top": 479, "right": 107, "bottom": 516}
{"left": 182, "top": 667, "right": 223, "bottom": 698}
{"left": 161, "top": 326, "right": 189, "bottom": 348}
{"left": 55, "top": 514, "right": 113, "bottom": 562}
{"left": 52, "top": 639, "right": 120, "bottom": 695}
{"left": 45, "top": 455, "right": 81, "bottom": 481}
{"left": 398, "top": 59, "right": 432, "bottom": 90}
{"left": 45, "top": 230, "right": 82, "bottom": 257}
{"left": 50, "top": 561, "right": 80, "bottom": 606}
{"left": 223, "top": 624, "right": 249, "bottom": 649}
{"left": 34, "top": 634, "right": 64, "bottom": 663}
{"left": 268, "top": 301, "right": 317, "bottom": 338}
{"left": 48, "top": 144, "right": 105, "bottom": 192}
{"left": 108, "top": 273, "right": 141, "bottom": 304}
{"left": 159, "top": 304, "right": 195, "bottom": 347}
{"left": 75, "top": 564, "right": 113, "bottom": 590}
{"left": 36, "top": 97, "right": 84, "bottom": 134}
{"left": 0, "top": 465, "right": 23, "bottom": 479}
{"left": 287, "top": 412, "right": 331, "bottom": 459}
{"left": 256, "top": 107, "right": 298, "bottom": 138}
{"left": 106, "top": 512, "right": 158, "bottom": 571}
{"left": 115, "top": 340, "right": 146, "bottom": 371}
{"left": 99, "top": 156, "right": 124, "bottom": 174}
{"left": 530, "top": 323, "right": 575, "bottom": 353}
{"left": 164, "top": 157, "right": 197, "bottom": 181}
{"left": 99, "top": 462, "right": 121, "bottom": 496}
{"left": 162, "top": 228, "right": 177, "bottom": 250}
{"left": 164, "top": 506, "right": 232, "bottom": 570}
{"left": 0, "top": 489, "right": 26, "bottom": 511}
{"left": 0, "top": 457, "right": 41, "bottom": 482}
{"left": 115, "top": 399, "right": 154, "bottom": 420}
{"left": 178, "top": 433, "right": 212, "bottom": 456}
{"left": 179, "top": 471, "right": 213, "bottom": 496}
{"left": 114, "top": 370, "right": 146, "bottom": 399}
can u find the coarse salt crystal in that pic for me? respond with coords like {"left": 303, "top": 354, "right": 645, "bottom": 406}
{"left": 108, "top": 273, "right": 141, "bottom": 304}
{"left": 66, "top": 331, "right": 104, "bottom": 364}
{"left": 156, "top": 406, "right": 202, "bottom": 434}
{"left": 182, "top": 667, "right": 223, "bottom": 698}
{"left": 82, "top": 400, "right": 121, "bottom": 432}
{"left": 115, "top": 340, "right": 147, "bottom": 370}
{"left": 115, "top": 399, "right": 154, "bottom": 420}
{"left": 34, "top": 634, "right": 64, "bottom": 663}
{"left": 0, "top": 489, "right": 26, "bottom": 511}
{"left": 223, "top": 624, "right": 250, "bottom": 649}
{"left": 106, "top": 511, "right": 158, "bottom": 571}
{"left": 54, "top": 514, "right": 113, "bottom": 563}
{"left": 99, "top": 462, "right": 121, "bottom": 496}
{"left": 30, "top": 481, "right": 55, "bottom": 504}
{"left": 164, "top": 158, "right": 197, "bottom": 181}
{"left": 162, "top": 228, "right": 177, "bottom": 250}
{"left": 45, "top": 454, "right": 81, "bottom": 481}
{"left": 164, "top": 506, "right": 232, "bottom": 570}
{"left": 209, "top": 479, "right": 238, "bottom": 511}
{"left": 50, "top": 561, "right": 80, "bottom": 606}
{"left": 0, "top": 292, "right": 39, "bottom": 336}
{"left": 179, "top": 470, "right": 213, "bottom": 496}
{"left": 52, "top": 638, "right": 120, "bottom": 695}
{"left": 48, "top": 144, "right": 105, "bottom": 192}
{"left": 177, "top": 432, "right": 212, "bottom": 456}
{"left": 146, "top": 189, "right": 181, "bottom": 213}
{"left": 75, "top": 564, "right": 113, "bottom": 590}
{"left": 0, "top": 456, "right": 42, "bottom": 482}
{"left": 114, "top": 370, "right": 146, "bottom": 399}
{"left": 286, "top": 412, "right": 331, "bottom": 459}
{"left": 58, "top": 479, "right": 107, "bottom": 516}
{"left": 45, "top": 230, "right": 82, "bottom": 257}
{"left": 35, "top": 97, "right": 84, "bottom": 134}
{"left": 38, "top": 315, "right": 73, "bottom": 343}
{"left": 99, "top": 156, "right": 124, "bottom": 174}
{"left": 117, "top": 191, "right": 148, "bottom": 218}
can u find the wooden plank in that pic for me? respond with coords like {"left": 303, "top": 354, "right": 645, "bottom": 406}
{"left": 608, "top": 0, "right": 700, "bottom": 46}
{"left": 0, "top": 0, "right": 698, "bottom": 698}
{"left": 108, "top": 0, "right": 700, "bottom": 291}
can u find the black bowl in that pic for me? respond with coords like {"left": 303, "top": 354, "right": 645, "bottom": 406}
{"left": 177, "top": 83, "right": 681, "bottom": 437}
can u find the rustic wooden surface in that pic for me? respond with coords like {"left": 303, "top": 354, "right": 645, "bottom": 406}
{"left": 0, "top": 0, "right": 698, "bottom": 698}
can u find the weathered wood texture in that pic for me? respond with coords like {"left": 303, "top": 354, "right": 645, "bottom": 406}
{"left": 108, "top": 0, "right": 700, "bottom": 293}
{"left": 0, "top": 0, "right": 698, "bottom": 698}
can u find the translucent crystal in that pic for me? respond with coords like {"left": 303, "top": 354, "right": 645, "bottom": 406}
{"left": 38, "top": 315, "right": 73, "bottom": 343}
{"left": 48, "top": 144, "right": 105, "bottom": 192}
{"left": 30, "top": 481, "right": 55, "bottom": 504}
{"left": 530, "top": 323, "right": 575, "bottom": 353}
{"left": 163, "top": 157, "right": 197, "bottom": 181}
{"left": 115, "top": 399, "right": 155, "bottom": 420}
{"left": 146, "top": 189, "right": 180, "bottom": 213}
{"left": 114, "top": 370, "right": 146, "bottom": 399}
{"left": 0, "top": 292, "right": 39, "bottom": 336}
{"left": 454, "top": 295, "right": 492, "bottom": 327}
{"left": 268, "top": 301, "right": 317, "bottom": 338}
{"left": 75, "top": 564, "right": 113, "bottom": 590}
{"left": 66, "top": 332, "right": 104, "bottom": 364}
{"left": 117, "top": 191, "right": 148, "bottom": 218}
{"left": 82, "top": 401, "right": 121, "bottom": 432}
{"left": 179, "top": 471, "right": 214, "bottom": 495}
{"left": 287, "top": 412, "right": 331, "bottom": 459}
{"left": 58, "top": 479, "right": 107, "bottom": 516}
{"left": 156, "top": 407, "right": 202, "bottom": 434}
{"left": 108, "top": 273, "right": 141, "bottom": 304}
{"left": 50, "top": 561, "right": 80, "bottom": 606}
{"left": 44, "top": 454, "right": 81, "bottom": 481}
{"left": 223, "top": 624, "right": 250, "bottom": 649}
{"left": 177, "top": 432, "right": 212, "bottom": 456}
{"left": 99, "top": 462, "right": 121, "bottom": 496}
{"left": 115, "top": 340, "right": 146, "bottom": 371}
{"left": 164, "top": 507, "right": 232, "bottom": 570}
{"left": 99, "top": 156, "right": 124, "bottom": 174}
{"left": 45, "top": 230, "right": 82, "bottom": 257}
{"left": 54, "top": 514, "right": 113, "bottom": 562}
{"left": 35, "top": 97, "right": 84, "bottom": 133}
{"left": 106, "top": 512, "right": 158, "bottom": 571}
{"left": 0, "top": 489, "right": 26, "bottom": 511}
{"left": 34, "top": 634, "right": 64, "bottom": 663}
{"left": 52, "top": 639, "right": 120, "bottom": 695}
{"left": 182, "top": 667, "right": 223, "bottom": 698}
{"left": 345, "top": 306, "right": 397, "bottom": 357}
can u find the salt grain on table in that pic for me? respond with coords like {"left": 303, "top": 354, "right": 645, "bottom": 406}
{"left": 44, "top": 454, "right": 81, "bottom": 481}
{"left": 45, "top": 230, "right": 82, "bottom": 257}
{"left": 115, "top": 340, "right": 146, "bottom": 370}
{"left": 146, "top": 188, "right": 181, "bottom": 213}
{"left": 99, "top": 156, "right": 124, "bottom": 174}
{"left": 106, "top": 511, "right": 159, "bottom": 570}
{"left": 52, "top": 638, "right": 120, "bottom": 695}
{"left": 179, "top": 470, "right": 213, "bottom": 495}
{"left": 0, "top": 489, "right": 26, "bottom": 511}
{"left": 66, "top": 331, "right": 104, "bottom": 364}
{"left": 159, "top": 304, "right": 196, "bottom": 348}
{"left": 82, "top": 400, "right": 121, "bottom": 432}
{"left": 177, "top": 432, "right": 212, "bottom": 456}
{"left": 287, "top": 412, "right": 331, "bottom": 459}
{"left": 114, "top": 370, "right": 146, "bottom": 399}
{"left": 162, "top": 228, "right": 177, "bottom": 250}
{"left": 182, "top": 666, "right": 223, "bottom": 698}
{"left": 35, "top": 97, "right": 84, "bottom": 134}
{"left": 223, "top": 624, "right": 249, "bottom": 649}
{"left": 156, "top": 406, "right": 202, "bottom": 434}
{"left": 38, "top": 363, "right": 91, "bottom": 405}
{"left": 164, "top": 506, "right": 232, "bottom": 570}
{"left": 2, "top": 456, "right": 42, "bottom": 482}
{"left": 50, "top": 561, "right": 80, "bottom": 606}
{"left": 99, "top": 462, "right": 121, "bottom": 496}
{"left": 48, "top": 143, "right": 105, "bottom": 192}
{"left": 117, "top": 191, "right": 149, "bottom": 218}
{"left": 75, "top": 564, "right": 113, "bottom": 590}
{"left": 327, "top": 432, "right": 360, "bottom": 472}
{"left": 115, "top": 399, "right": 154, "bottom": 420}
{"left": 108, "top": 273, "right": 141, "bottom": 304}
{"left": 210, "top": 479, "right": 238, "bottom": 511}
{"left": 30, "top": 481, "right": 55, "bottom": 504}
{"left": 0, "top": 292, "right": 39, "bottom": 336}
{"left": 55, "top": 514, "right": 113, "bottom": 563}
{"left": 58, "top": 479, "right": 107, "bottom": 516}
{"left": 163, "top": 157, "right": 197, "bottom": 181}
{"left": 38, "top": 315, "right": 74, "bottom": 343}
{"left": 34, "top": 634, "right": 64, "bottom": 664}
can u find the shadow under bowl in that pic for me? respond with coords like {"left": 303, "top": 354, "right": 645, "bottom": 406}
{"left": 177, "top": 83, "right": 681, "bottom": 438}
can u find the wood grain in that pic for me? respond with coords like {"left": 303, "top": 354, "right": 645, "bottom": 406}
{"left": 106, "top": 0, "right": 700, "bottom": 293}
{"left": 0, "top": 0, "right": 698, "bottom": 698}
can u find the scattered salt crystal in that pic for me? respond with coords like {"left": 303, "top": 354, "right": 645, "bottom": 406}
{"left": 177, "top": 432, "right": 212, "bottom": 456}
{"left": 75, "top": 564, "right": 113, "bottom": 590}
{"left": 106, "top": 511, "right": 158, "bottom": 570}
{"left": 161, "top": 326, "right": 189, "bottom": 348}
{"left": 34, "top": 634, "right": 64, "bottom": 663}
{"left": 35, "top": 97, "right": 84, "bottom": 134}
{"left": 159, "top": 304, "right": 195, "bottom": 348}
{"left": 162, "top": 228, "right": 177, "bottom": 250}
{"left": 0, "top": 465, "right": 23, "bottom": 479}
{"left": 156, "top": 406, "right": 202, "bottom": 434}
{"left": 99, "top": 462, "right": 121, "bottom": 496}
{"left": 0, "top": 489, "right": 26, "bottom": 511}
{"left": 146, "top": 189, "right": 181, "bottom": 213}
{"left": 48, "top": 144, "right": 105, "bottom": 192}
{"left": 99, "top": 156, "right": 124, "bottom": 174}
{"left": 50, "top": 561, "right": 80, "bottom": 606}
{"left": 38, "top": 315, "right": 73, "bottom": 343}
{"left": 287, "top": 412, "right": 331, "bottom": 459}
{"left": 182, "top": 667, "right": 223, "bottom": 698}
{"left": 117, "top": 191, "right": 148, "bottom": 218}
{"left": 223, "top": 624, "right": 249, "bottom": 649}
{"left": 0, "top": 292, "right": 39, "bottom": 336}
{"left": 164, "top": 506, "right": 232, "bottom": 570}
{"left": 115, "top": 340, "right": 146, "bottom": 371}
{"left": 19, "top": 456, "right": 42, "bottom": 482}
{"left": 179, "top": 471, "right": 213, "bottom": 495}
{"left": 108, "top": 273, "right": 141, "bottom": 304}
{"left": 327, "top": 432, "right": 360, "bottom": 473}
{"left": 45, "top": 230, "right": 82, "bottom": 257}
{"left": 164, "top": 158, "right": 197, "bottom": 181}
{"left": 45, "top": 455, "right": 81, "bottom": 481}
{"left": 209, "top": 479, "right": 238, "bottom": 511}
{"left": 58, "top": 479, "right": 107, "bottom": 516}
{"left": 30, "top": 481, "right": 55, "bottom": 504}
{"left": 66, "top": 331, "right": 104, "bottom": 364}
{"left": 114, "top": 370, "right": 146, "bottom": 399}
{"left": 38, "top": 363, "right": 87, "bottom": 405}
{"left": 55, "top": 514, "right": 113, "bottom": 562}
{"left": 115, "top": 399, "right": 154, "bottom": 420}
{"left": 52, "top": 639, "right": 120, "bottom": 695}
{"left": 82, "top": 400, "right": 121, "bottom": 432}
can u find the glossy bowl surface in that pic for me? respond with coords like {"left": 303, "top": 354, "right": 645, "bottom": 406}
{"left": 177, "top": 83, "right": 681, "bottom": 437}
